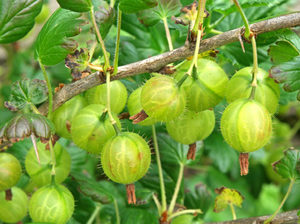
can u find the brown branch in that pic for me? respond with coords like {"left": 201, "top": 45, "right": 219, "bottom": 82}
{"left": 39, "top": 12, "right": 300, "bottom": 115}
{"left": 207, "top": 209, "right": 299, "bottom": 224}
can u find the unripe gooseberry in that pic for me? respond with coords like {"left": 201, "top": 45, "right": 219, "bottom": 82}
{"left": 52, "top": 95, "right": 87, "bottom": 139}
{"left": 0, "top": 153, "right": 22, "bottom": 191}
{"left": 25, "top": 142, "right": 71, "bottom": 187}
{"left": 85, "top": 80, "right": 128, "bottom": 114}
{"left": 71, "top": 104, "right": 121, "bottom": 154}
{"left": 141, "top": 74, "right": 186, "bottom": 122}
{"left": 101, "top": 132, "right": 151, "bottom": 184}
{"left": 127, "top": 87, "right": 156, "bottom": 126}
{"left": 225, "top": 67, "right": 280, "bottom": 114}
{"left": 0, "top": 187, "right": 28, "bottom": 223}
{"left": 29, "top": 183, "right": 74, "bottom": 224}
{"left": 175, "top": 59, "right": 228, "bottom": 112}
{"left": 166, "top": 109, "right": 215, "bottom": 145}
{"left": 221, "top": 99, "right": 272, "bottom": 153}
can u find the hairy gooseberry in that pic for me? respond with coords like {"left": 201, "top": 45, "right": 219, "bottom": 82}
{"left": 101, "top": 132, "right": 151, "bottom": 204}
{"left": 175, "top": 59, "right": 228, "bottom": 112}
{"left": 0, "top": 153, "right": 22, "bottom": 191}
{"left": 220, "top": 99, "right": 272, "bottom": 175}
{"left": 127, "top": 87, "right": 156, "bottom": 126}
{"left": 166, "top": 109, "right": 215, "bottom": 159}
{"left": 29, "top": 183, "right": 74, "bottom": 224}
{"left": 0, "top": 187, "right": 28, "bottom": 223}
{"left": 141, "top": 74, "right": 186, "bottom": 122}
{"left": 71, "top": 104, "right": 121, "bottom": 153}
{"left": 225, "top": 67, "right": 280, "bottom": 114}
{"left": 85, "top": 80, "right": 128, "bottom": 114}
{"left": 52, "top": 95, "right": 87, "bottom": 139}
{"left": 25, "top": 141, "right": 71, "bottom": 187}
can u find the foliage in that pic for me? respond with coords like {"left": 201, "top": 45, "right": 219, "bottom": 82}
{"left": 0, "top": 0, "right": 299, "bottom": 223}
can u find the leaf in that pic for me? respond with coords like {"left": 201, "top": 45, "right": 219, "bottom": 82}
{"left": 72, "top": 172, "right": 115, "bottom": 204}
{"left": 4, "top": 79, "right": 48, "bottom": 111}
{"left": 204, "top": 131, "right": 239, "bottom": 173}
{"left": 120, "top": 0, "right": 158, "bottom": 14}
{"left": 270, "top": 56, "right": 300, "bottom": 93}
{"left": 155, "top": 0, "right": 182, "bottom": 19}
{"left": 213, "top": 187, "right": 244, "bottom": 213}
{"left": 35, "top": 8, "right": 83, "bottom": 66}
{"left": 0, "top": 0, "right": 42, "bottom": 43}
{"left": 268, "top": 41, "right": 299, "bottom": 64}
{"left": 57, "top": 0, "right": 92, "bottom": 12}
{"left": 272, "top": 149, "right": 300, "bottom": 180}
{"left": 65, "top": 48, "right": 90, "bottom": 80}
{"left": 268, "top": 29, "right": 300, "bottom": 64}
{"left": 94, "top": 1, "right": 115, "bottom": 39}
{"left": 120, "top": 208, "right": 158, "bottom": 224}
{"left": 185, "top": 183, "right": 213, "bottom": 215}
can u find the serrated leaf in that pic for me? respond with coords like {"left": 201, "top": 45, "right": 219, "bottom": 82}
{"left": 0, "top": 0, "right": 42, "bottom": 43}
{"left": 120, "top": 0, "right": 158, "bottom": 14}
{"left": 35, "top": 8, "right": 83, "bottom": 66}
{"left": 270, "top": 56, "right": 300, "bottom": 93}
{"left": 155, "top": 0, "right": 181, "bottom": 18}
{"left": 57, "top": 0, "right": 92, "bottom": 12}
{"left": 272, "top": 149, "right": 300, "bottom": 180}
{"left": 268, "top": 41, "right": 299, "bottom": 64}
{"left": 65, "top": 48, "right": 90, "bottom": 80}
{"left": 214, "top": 187, "right": 244, "bottom": 213}
{"left": 120, "top": 208, "right": 158, "bottom": 224}
{"left": 4, "top": 79, "right": 48, "bottom": 111}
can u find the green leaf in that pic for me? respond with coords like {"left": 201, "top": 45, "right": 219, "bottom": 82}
{"left": 120, "top": 208, "right": 158, "bottom": 224}
{"left": 270, "top": 56, "right": 300, "bottom": 93}
{"left": 185, "top": 183, "right": 213, "bottom": 215}
{"left": 0, "top": 0, "right": 42, "bottom": 43}
{"left": 204, "top": 131, "right": 239, "bottom": 173}
{"left": 272, "top": 149, "right": 300, "bottom": 180}
{"left": 35, "top": 8, "right": 83, "bottom": 66}
{"left": 268, "top": 29, "right": 300, "bottom": 64}
{"left": 4, "top": 79, "right": 48, "bottom": 111}
{"left": 73, "top": 172, "right": 115, "bottom": 204}
{"left": 213, "top": 187, "right": 244, "bottom": 213}
{"left": 155, "top": 0, "right": 181, "bottom": 18}
{"left": 120, "top": 0, "right": 158, "bottom": 14}
{"left": 57, "top": 0, "right": 92, "bottom": 12}
{"left": 268, "top": 41, "right": 299, "bottom": 64}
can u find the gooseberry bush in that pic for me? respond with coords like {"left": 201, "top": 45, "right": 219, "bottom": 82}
{"left": 0, "top": 0, "right": 300, "bottom": 223}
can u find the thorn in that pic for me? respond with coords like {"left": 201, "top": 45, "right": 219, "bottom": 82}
{"left": 31, "top": 134, "right": 40, "bottom": 164}
{"left": 238, "top": 33, "right": 245, "bottom": 53}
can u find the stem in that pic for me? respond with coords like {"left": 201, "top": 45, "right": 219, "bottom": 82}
{"left": 167, "top": 209, "right": 202, "bottom": 221}
{"left": 49, "top": 139, "right": 56, "bottom": 177}
{"left": 230, "top": 203, "right": 237, "bottom": 220}
{"left": 210, "top": 29, "right": 223, "bottom": 34}
{"left": 87, "top": 204, "right": 101, "bottom": 224}
{"left": 249, "top": 36, "right": 258, "bottom": 100}
{"left": 210, "top": 14, "right": 225, "bottom": 29}
{"left": 192, "top": 0, "right": 206, "bottom": 34}
{"left": 232, "top": 0, "right": 251, "bottom": 39}
{"left": 30, "top": 103, "right": 41, "bottom": 114}
{"left": 114, "top": 199, "right": 120, "bottom": 224}
{"left": 110, "top": 0, "right": 115, "bottom": 8}
{"left": 162, "top": 17, "right": 173, "bottom": 51}
{"left": 264, "top": 178, "right": 296, "bottom": 224}
{"left": 90, "top": 7, "right": 110, "bottom": 70}
{"left": 39, "top": 60, "right": 52, "bottom": 119}
{"left": 152, "top": 125, "right": 167, "bottom": 213}
{"left": 168, "top": 163, "right": 184, "bottom": 215}
{"left": 186, "top": 29, "right": 202, "bottom": 76}
{"left": 106, "top": 72, "right": 120, "bottom": 134}
{"left": 152, "top": 194, "right": 162, "bottom": 214}
{"left": 113, "top": 7, "right": 122, "bottom": 76}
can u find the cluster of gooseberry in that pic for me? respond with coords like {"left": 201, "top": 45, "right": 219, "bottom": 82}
{"left": 0, "top": 54, "right": 279, "bottom": 223}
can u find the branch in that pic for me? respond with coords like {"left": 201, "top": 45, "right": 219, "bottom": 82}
{"left": 39, "top": 12, "right": 300, "bottom": 115}
{"left": 207, "top": 210, "right": 299, "bottom": 224}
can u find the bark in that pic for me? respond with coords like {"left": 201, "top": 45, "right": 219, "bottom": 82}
{"left": 207, "top": 210, "right": 299, "bottom": 224}
{"left": 38, "top": 12, "right": 300, "bottom": 115}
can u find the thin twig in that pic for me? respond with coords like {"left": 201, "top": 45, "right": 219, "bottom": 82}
{"left": 38, "top": 12, "right": 300, "bottom": 115}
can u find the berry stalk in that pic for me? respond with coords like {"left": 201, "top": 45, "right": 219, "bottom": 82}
{"left": 113, "top": 7, "right": 122, "bottom": 76}
{"left": 163, "top": 17, "right": 174, "bottom": 51}
{"left": 39, "top": 60, "right": 52, "bottom": 119}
